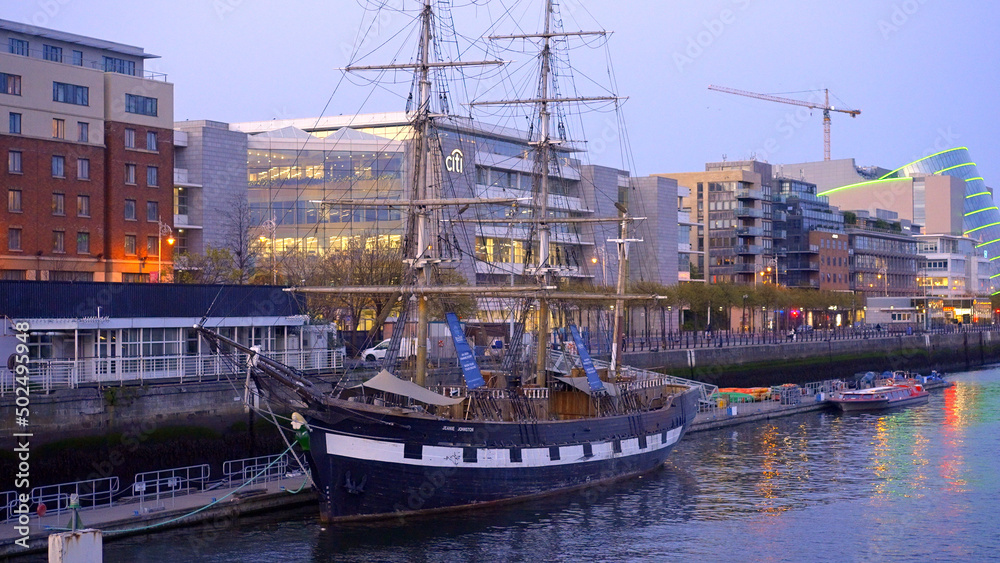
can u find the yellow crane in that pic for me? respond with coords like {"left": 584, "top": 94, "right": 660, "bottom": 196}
{"left": 708, "top": 85, "right": 861, "bottom": 161}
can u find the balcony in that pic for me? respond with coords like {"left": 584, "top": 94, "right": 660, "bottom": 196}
{"left": 735, "top": 207, "right": 764, "bottom": 219}
{"left": 736, "top": 188, "right": 765, "bottom": 200}
{"left": 731, "top": 263, "right": 758, "bottom": 273}
{"left": 735, "top": 226, "right": 764, "bottom": 237}
{"left": 772, "top": 229, "right": 787, "bottom": 240}
{"left": 773, "top": 210, "right": 787, "bottom": 222}
{"left": 733, "top": 245, "right": 763, "bottom": 255}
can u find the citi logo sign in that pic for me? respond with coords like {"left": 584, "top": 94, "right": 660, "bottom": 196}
{"left": 445, "top": 149, "right": 464, "bottom": 174}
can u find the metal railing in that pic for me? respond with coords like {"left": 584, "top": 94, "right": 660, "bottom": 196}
{"left": 2, "top": 490, "right": 18, "bottom": 522}
{"left": 29, "top": 477, "right": 119, "bottom": 517}
{"left": 223, "top": 454, "right": 289, "bottom": 486}
{"left": 0, "top": 348, "right": 344, "bottom": 396}
{"left": 547, "top": 350, "right": 719, "bottom": 403}
{"left": 132, "top": 464, "right": 211, "bottom": 509}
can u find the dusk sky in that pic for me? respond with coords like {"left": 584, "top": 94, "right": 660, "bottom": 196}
{"left": 9, "top": 0, "right": 999, "bottom": 189}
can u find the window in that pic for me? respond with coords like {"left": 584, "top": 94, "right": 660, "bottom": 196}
{"left": 52, "top": 193, "right": 65, "bottom": 216}
{"left": 124, "top": 163, "right": 136, "bottom": 184}
{"left": 122, "top": 272, "right": 149, "bottom": 283}
{"left": 78, "top": 122, "right": 89, "bottom": 142}
{"left": 102, "top": 56, "right": 135, "bottom": 76}
{"left": 8, "top": 228, "right": 21, "bottom": 251}
{"left": 53, "top": 230, "right": 65, "bottom": 253}
{"left": 124, "top": 234, "right": 136, "bottom": 255}
{"left": 146, "top": 131, "right": 158, "bottom": 151}
{"left": 124, "top": 199, "right": 136, "bottom": 220}
{"left": 147, "top": 236, "right": 158, "bottom": 255}
{"left": 147, "top": 166, "right": 158, "bottom": 186}
{"left": 8, "top": 151, "right": 22, "bottom": 173}
{"left": 1, "top": 73, "right": 22, "bottom": 95}
{"left": 125, "top": 94, "right": 157, "bottom": 116}
{"left": 43, "top": 44, "right": 63, "bottom": 62}
{"left": 8, "top": 190, "right": 21, "bottom": 213}
{"left": 147, "top": 201, "right": 158, "bottom": 221}
{"left": 8, "top": 38, "right": 28, "bottom": 56}
{"left": 77, "top": 195, "right": 90, "bottom": 217}
{"left": 76, "top": 232, "right": 90, "bottom": 254}
{"left": 53, "top": 118, "right": 65, "bottom": 139}
{"left": 124, "top": 128, "right": 135, "bottom": 148}
{"left": 52, "top": 155, "right": 65, "bottom": 178}
{"left": 72, "top": 50, "right": 83, "bottom": 66}
{"left": 175, "top": 188, "right": 188, "bottom": 215}
{"left": 9, "top": 112, "right": 21, "bottom": 134}
{"left": 77, "top": 158, "right": 90, "bottom": 180}
{"left": 53, "top": 82, "right": 89, "bottom": 105}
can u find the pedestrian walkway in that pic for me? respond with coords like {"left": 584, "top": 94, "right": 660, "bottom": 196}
{"left": 0, "top": 473, "right": 316, "bottom": 557}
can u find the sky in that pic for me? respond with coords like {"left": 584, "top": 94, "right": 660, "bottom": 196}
{"left": 8, "top": 0, "right": 1000, "bottom": 189}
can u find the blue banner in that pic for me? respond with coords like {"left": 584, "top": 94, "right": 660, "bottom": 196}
{"left": 446, "top": 312, "right": 486, "bottom": 389}
{"left": 570, "top": 325, "right": 604, "bottom": 393}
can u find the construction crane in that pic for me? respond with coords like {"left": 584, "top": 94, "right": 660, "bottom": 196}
{"left": 708, "top": 85, "right": 861, "bottom": 161}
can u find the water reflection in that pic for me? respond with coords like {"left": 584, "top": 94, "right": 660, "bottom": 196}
{"left": 104, "top": 370, "right": 1000, "bottom": 562}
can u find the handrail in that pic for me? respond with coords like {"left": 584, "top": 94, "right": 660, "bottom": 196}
{"left": 29, "top": 477, "right": 119, "bottom": 517}
{"left": 133, "top": 464, "right": 211, "bottom": 508}
{"left": 223, "top": 454, "right": 289, "bottom": 486}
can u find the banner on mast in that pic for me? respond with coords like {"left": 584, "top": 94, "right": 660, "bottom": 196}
{"left": 569, "top": 325, "right": 604, "bottom": 393}
{"left": 446, "top": 312, "right": 486, "bottom": 389}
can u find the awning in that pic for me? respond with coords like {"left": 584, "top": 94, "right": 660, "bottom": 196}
{"left": 555, "top": 376, "right": 619, "bottom": 397}
{"left": 352, "top": 370, "right": 465, "bottom": 406}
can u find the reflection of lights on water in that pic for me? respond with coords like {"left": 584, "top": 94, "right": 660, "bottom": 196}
{"left": 868, "top": 410, "right": 933, "bottom": 501}
{"left": 941, "top": 384, "right": 969, "bottom": 493}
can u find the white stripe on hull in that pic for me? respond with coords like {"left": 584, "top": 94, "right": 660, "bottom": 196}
{"left": 324, "top": 428, "right": 684, "bottom": 469}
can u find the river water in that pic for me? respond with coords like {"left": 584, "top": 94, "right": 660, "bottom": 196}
{"left": 105, "top": 368, "right": 1000, "bottom": 562}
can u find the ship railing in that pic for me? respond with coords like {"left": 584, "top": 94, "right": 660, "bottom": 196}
{"left": 131, "top": 464, "right": 211, "bottom": 510}
{"left": 431, "top": 385, "right": 550, "bottom": 401}
{"left": 547, "top": 350, "right": 718, "bottom": 402}
{"left": 223, "top": 454, "right": 289, "bottom": 486}
{"left": 0, "top": 349, "right": 345, "bottom": 395}
{"left": 28, "top": 477, "right": 120, "bottom": 517}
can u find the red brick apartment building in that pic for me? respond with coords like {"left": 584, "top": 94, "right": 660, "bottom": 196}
{"left": 0, "top": 19, "right": 174, "bottom": 282}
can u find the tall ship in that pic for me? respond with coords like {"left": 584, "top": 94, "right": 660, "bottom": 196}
{"left": 197, "top": 0, "right": 703, "bottom": 522}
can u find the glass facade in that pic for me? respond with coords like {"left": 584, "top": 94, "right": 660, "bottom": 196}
{"left": 878, "top": 147, "right": 999, "bottom": 293}
{"left": 247, "top": 138, "right": 405, "bottom": 255}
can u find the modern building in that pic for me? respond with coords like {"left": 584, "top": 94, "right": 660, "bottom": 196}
{"left": 915, "top": 233, "right": 992, "bottom": 298}
{"left": 169, "top": 114, "right": 678, "bottom": 292}
{"left": 772, "top": 177, "right": 847, "bottom": 290}
{"left": 171, "top": 120, "right": 247, "bottom": 259}
{"left": 845, "top": 210, "right": 920, "bottom": 298}
{"left": 0, "top": 19, "right": 174, "bottom": 282}
{"left": 655, "top": 160, "right": 773, "bottom": 285}
{"left": 784, "top": 149, "right": 999, "bottom": 294}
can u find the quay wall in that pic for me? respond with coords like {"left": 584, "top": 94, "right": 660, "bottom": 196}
{"left": 622, "top": 331, "right": 1000, "bottom": 388}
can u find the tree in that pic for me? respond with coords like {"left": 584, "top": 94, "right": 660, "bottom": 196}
{"left": 175, "top": 247, "right": 240, "bottom": 284}
{"left": 221, "top": 193, "right": 261, "bottom": 284}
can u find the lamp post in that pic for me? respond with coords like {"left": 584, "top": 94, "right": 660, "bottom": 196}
{"left": 156, "top": 218, "right": 174, "bottom": 283}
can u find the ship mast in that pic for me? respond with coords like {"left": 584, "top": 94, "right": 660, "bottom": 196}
{"left": 477, "top": 0, "right": 618, "bottom": 386}
{"left": 342, "top": 0, "right": 503, "bottom": 386}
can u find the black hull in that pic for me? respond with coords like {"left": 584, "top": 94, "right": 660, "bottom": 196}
{"left": 304, "top": 388, "right": 700, "bottom": 522}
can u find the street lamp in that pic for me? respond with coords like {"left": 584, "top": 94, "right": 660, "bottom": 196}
{"left": 157, "top": 218, "right": 174, "bottom": 283}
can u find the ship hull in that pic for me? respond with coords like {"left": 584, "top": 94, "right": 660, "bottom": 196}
{"left": 304, "top": 388, "right": 699, "bottom": 522}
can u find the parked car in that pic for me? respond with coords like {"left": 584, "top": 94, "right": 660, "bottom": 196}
{"left": 795, "top": 325, "right": 814, "bottom": 333}
{"left": 360, "top": 338, "right": 417, "bottom": 362}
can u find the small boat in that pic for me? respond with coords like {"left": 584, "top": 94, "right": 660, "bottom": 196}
{"left": 829, "top": 382, "right": 929, "bottom": 412}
